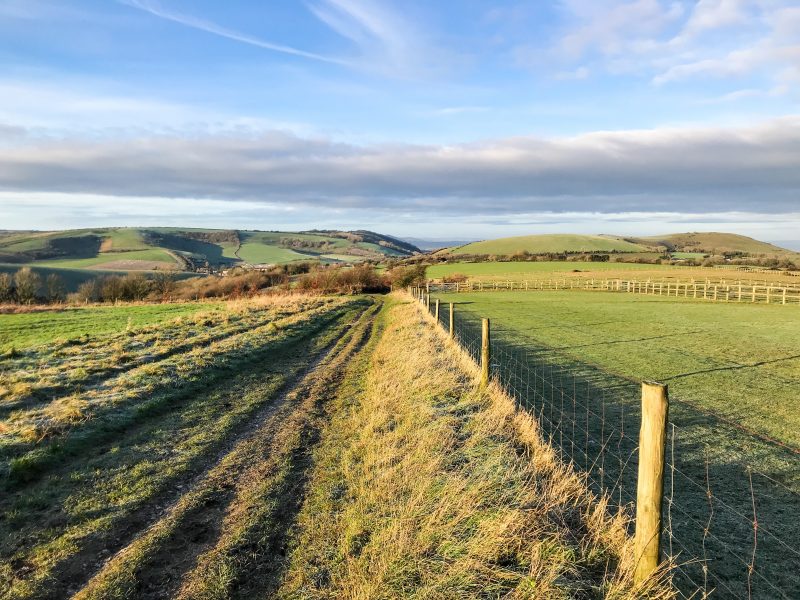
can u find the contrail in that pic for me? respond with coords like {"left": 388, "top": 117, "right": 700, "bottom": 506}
{"left": 119, "top": 0, "right": 351, "bottom": 66}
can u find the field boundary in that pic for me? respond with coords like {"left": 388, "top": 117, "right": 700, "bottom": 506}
{"left": 428, "top": 277, "right": 800, "bottom": 305}
{"left": 411, "top": 287, "right": 800, "bottom": 599}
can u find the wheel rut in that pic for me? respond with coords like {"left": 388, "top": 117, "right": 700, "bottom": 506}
{"left": 70, "top": 298, "right": 381, "bottom": 600}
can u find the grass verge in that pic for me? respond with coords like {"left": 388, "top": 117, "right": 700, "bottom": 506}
{"left": 276, "top": 295, "right": 672, "bottom": 598}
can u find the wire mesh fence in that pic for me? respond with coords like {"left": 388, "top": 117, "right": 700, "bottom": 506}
{"left": 414, "top": 290, "right": 800, "bottom": 599}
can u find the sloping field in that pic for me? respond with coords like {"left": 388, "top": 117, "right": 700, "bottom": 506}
{"left": 0, "top": 294, "right": 669, "bottom": 599}
{"left": 449, "top": 234, "right": 649, "bottom": 256}
{"left": 34, "top": 249, "right": 179, "bottom": 270}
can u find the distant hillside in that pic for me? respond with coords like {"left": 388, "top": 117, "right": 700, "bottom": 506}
{"left": 628, "top": 232, "right": 798, "bottom": 257}
{"left": 447, "top": 234, "right": 648, "bottom": 256}
{"left": 404, "top": 238, "right": 476, "bottom": 251}
{"left": 0, "top": 227, "right": 420, "bottom": 273}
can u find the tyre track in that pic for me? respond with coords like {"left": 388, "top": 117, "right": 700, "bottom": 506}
{"left": 71, "top": 299, "right": 381, "bottom": 600}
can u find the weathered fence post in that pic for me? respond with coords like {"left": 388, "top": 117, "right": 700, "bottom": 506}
{"left": 634, "top": 382, "right": 669, "bottom": 586}
{"left": 480, "top": 318, "right": 490, "bottom": 388}
{"left": 449, "top": 302, "right": 454, "bottom": 338}
{"left": 426, "top": 292, "right": 430, "bottom": 310}
{"left": 434, "top": 298, "right": 440, "bottom": 321}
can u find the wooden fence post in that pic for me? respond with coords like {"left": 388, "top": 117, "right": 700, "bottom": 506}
{"left": 449, "top": 302, "right": 454, "bottom": 338}
{"left": 481, "top": 318, "right": 490, "bottom": 388}
{"left": 634, "top": 382, "right": 669, "bottom": 586}
{"left": 434, "top": 298, "right": 440, "bottom": 321}
{"left": 426, "top": 292, "right": 430, "bottom": 310}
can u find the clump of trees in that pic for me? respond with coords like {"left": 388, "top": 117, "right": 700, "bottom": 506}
{"left": 0, "top": 267, "right": 57, "bottom": 304}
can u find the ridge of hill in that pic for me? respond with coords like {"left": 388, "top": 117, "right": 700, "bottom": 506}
{"left": 625, "top": 232, "right": 798, "bottom": 257}
{"left": 445, "top": 233, "right": 649, "bottom": 256}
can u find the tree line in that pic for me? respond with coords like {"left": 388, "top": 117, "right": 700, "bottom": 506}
{"left": 0, "top": 263, "right": 429, "bottom": 306}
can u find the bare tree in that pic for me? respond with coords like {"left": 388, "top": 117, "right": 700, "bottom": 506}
{"left": 14, "top": 267, "right": 41, "bottom": 305}
{"left": 0, "top": 272, "right": 12, "bottom": 303}
{"left": 45, "top": 274, "right": 66, "bottom": 304}
{"left": 76, "top": 279, "right": 100, "bottom": 304}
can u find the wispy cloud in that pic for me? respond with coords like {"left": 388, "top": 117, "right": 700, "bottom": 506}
{"left": 119, "top": 0, "right": 349, "bottom": 66}
{"left": 306, "top": 0, "right": 430, "bottom": 76}
{"left": 548, "top": 0, "right": 799, "bottom": 95}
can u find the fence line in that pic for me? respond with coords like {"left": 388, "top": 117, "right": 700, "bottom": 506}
{"left": 409, "top": 286, "right": 800, "bottom": 599}
{"left": 427, "top": 278, "right": 800, "bottom": 306}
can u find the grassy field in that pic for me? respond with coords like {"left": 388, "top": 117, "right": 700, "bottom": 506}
{"left": 0, "top": 302, "right": 224, "bottom": 351}
{"left": 235, "top": 242, "right": 310, "bottom": 264}
{"left": 428, "top": 289, "right": 800, "bottom": 598}
{"left": 427, "top": 260, "right": 800, "bottom": 285}
{"left": 34, "top": 248, "right": 179, "bottom": 269}
{"left": 434, "top": 291, "right": 800, "bottom": 447}
{"left": 449, "top": 234, "right": 649, "bottom": 255}
{"left": 0, "top": 294, "right": 670, "bottom": 599}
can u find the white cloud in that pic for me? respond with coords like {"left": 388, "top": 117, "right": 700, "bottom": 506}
{"left": 676, "top": 0, "right": 749, "bottom": 40}
{"left": 0, "top": 117, "right": 797, "bottom": 217}
{"left": 550, "top": 0, "right": 799, "bottom": 94}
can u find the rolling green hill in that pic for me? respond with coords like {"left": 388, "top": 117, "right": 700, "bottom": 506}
{"left": 0, "top": 228, "right": 420, "bottom": 273}
{"left": 630, "top": 232, "right": 798, "bottom": 257}
{"left": 447, "top": 234, "right": 649, "bottom": 256}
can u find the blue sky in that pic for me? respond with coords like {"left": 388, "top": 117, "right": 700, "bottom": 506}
{"left": 0, "top": 0, "right": 798, "bottom": 242}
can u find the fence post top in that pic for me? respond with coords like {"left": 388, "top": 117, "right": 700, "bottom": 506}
{"left": 642, "top": 380, "right": 668, "bottom": 393}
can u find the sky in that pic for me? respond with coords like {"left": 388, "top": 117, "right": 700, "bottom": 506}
{"left": 0, "top": 0, "right": 798, "bottom": 243}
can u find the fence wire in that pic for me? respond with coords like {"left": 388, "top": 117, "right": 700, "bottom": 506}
{"left": 415, "top": 290, "right": 800, "bottom": 600}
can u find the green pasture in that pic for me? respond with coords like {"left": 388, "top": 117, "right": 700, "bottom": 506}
{"left": 0, "top": 301, "right": 224, "bottom": 351}
{"left": 236, "top": 243, "right": 311, "bottom": 264}
{"left": 438, "top": 290, "right": 800, "bottom": 448}
{"left": 34, "top": 248, "right": 178, "bottom": 269}
{"left": 427, "top": 261, "right": 670, "bottom": 279}
{"left": 450, "top": 234, "right": 648, "bottom": 255}
{"left": 103, "top": 228, "right": 150, "bottom": 251}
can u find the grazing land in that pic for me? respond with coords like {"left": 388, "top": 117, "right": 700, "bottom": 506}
{"left": 446, "top": 233, "right": 650, "bottom": 255}
{"left": 427, "top": 260, "right": 800, "bottom": 285}
{"left": 0, "top": 294, "right": 666, "bottom": 599}
{"left": 433, "top": 291, "right": 800, "bottom": 447}
{"left": 429, "top": 288, "right": 800, "bottom": 597}
{"left": 0, "top": 302, "right": 224, "bottom": 352}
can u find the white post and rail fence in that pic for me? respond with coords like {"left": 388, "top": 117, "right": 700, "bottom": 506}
{"left": 426, "top": 277, "right": 800, "bottom": 306}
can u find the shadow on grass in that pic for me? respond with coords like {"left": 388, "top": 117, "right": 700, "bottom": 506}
{"left": 434, "top": 304, "right": 800, "bottom": 600}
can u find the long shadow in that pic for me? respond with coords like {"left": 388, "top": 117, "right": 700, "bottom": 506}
{"left": 0, "top": 302, "right": 371, "bottom": 600}
{"left": 665, "top": 354, "right": 800, "bottom": 381}
{"left": 432, "top": 300, "right": 800, "bottom": 600}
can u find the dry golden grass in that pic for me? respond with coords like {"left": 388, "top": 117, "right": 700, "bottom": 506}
{"left": 277, "top": 296, "right": 673, "bottom": 599}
